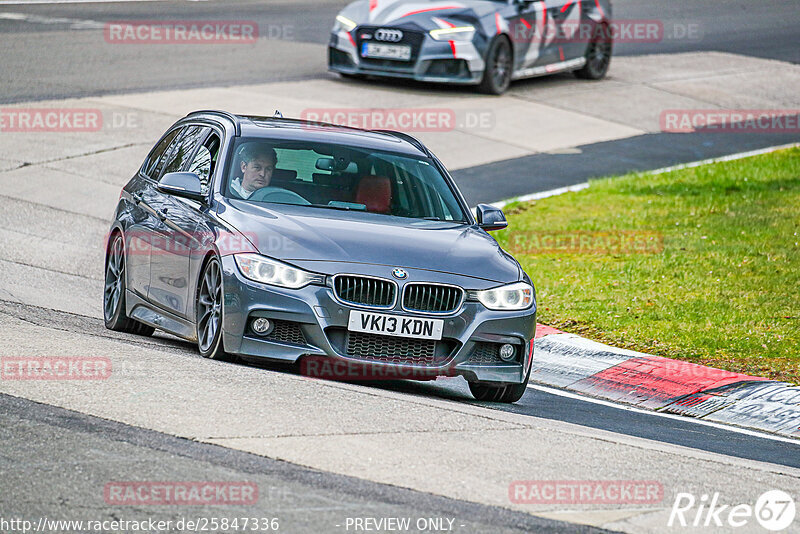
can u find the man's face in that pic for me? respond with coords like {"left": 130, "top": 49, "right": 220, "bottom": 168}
{"left": 240, "top": 157, "right": 275, "bottom": 192}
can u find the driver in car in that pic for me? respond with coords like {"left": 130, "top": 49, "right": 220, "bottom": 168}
{"left": 230, "top": 144, "right": 277, "bottom": 199}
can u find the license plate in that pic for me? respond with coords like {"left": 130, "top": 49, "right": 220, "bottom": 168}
{"left": 348, "top": 311, "right": 443, "bottom": 341}
{"left": 361, "top": 42, "right": 412, "bottom": 61}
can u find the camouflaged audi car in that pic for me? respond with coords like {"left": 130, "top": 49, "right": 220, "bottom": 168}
{"left": 329, "top": 0, "right": 613, "bottom": 94}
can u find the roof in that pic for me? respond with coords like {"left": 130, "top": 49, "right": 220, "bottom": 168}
{"left": 183, "top": 110, "right": 429, "bottom": 157}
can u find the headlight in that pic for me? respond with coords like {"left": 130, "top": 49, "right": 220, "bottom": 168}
{"left": 430, "top": 25, "right": 475, "bottom": 41}
{"left": 474, "top": 282, "right": 534, "bottom": 311}
{"left": 234, "top": 254, "right": 324, "bottom": 289}
{"left": 334, "top": 14, "right": 357, "bottom": 32}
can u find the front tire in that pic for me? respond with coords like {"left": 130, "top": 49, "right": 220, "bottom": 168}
{"left": 468, "top": 361, "right": 531, "bottom": 403}
{"left": 103, "top": 233, "right": 155, "bottom": 336}
{"left": 196, "top": 256, "right": 233, "bottom": 361}
{"left": 478, "top": 36, "right": 513, "bottom": 95}
{"left": 575, "top": 23, "right": 612, "bottom": 80}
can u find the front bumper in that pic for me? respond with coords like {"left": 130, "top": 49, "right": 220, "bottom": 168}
{"left": 220, "top": 256, "right": 536, "bottom": 385}
{"left": 328, "top": 30, "right": 485, "bottom": 85}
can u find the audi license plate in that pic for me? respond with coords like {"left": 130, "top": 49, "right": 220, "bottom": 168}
{"left": 361, "top": 42, "right": 412, "bottom": 61}
{"left": 348, "top": 311, "right": 443, "bottom": 341}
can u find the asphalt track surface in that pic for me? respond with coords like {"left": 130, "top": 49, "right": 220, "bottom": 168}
{"left": 1, "top": 393, "right": 601, "bottom": 534}
{"left": 1, "top": 1, "right": 800, "bottom": 532}
{"left": 3, "top": 298, "right": 800, "bottom": 466}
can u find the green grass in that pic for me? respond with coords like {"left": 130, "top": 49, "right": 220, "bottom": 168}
{"left": 496, "top": 147, "right": 800, "bottom": 383}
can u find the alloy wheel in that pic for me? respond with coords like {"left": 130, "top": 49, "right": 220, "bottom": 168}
{"left": 197, "top": 259, "right": 222, "bottom": 352}
{"left": 103, "top": 235, "right": 125, "bottom": 321}
{"left": 587, "top": 39, "right": 611, "bottom": 75}
{"left": 492, "top": 41, "right": 512, "bottom": 90}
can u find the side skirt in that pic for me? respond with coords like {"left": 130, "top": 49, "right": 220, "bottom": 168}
{"left": 511, "top": 57, "right": 586, "bottom": 81}
{"left": 126, "top": 290, "right": 197, "bottom": 342}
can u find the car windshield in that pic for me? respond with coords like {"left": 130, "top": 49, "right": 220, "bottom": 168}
{"left": 224, "top": 138, "right": 469, "bottom": 223}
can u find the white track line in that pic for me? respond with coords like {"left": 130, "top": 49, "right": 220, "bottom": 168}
{"left": 0, "top": 0, "right": 170, "bottom": 4}
{"left": 645, "top": 141, "right": 800, "bottom": 175}
{"left": 492, "top": 142, "right": 800, "bottom": 208}
{"left": 0, "top": 12, "right": 104, "bottom": 27}
{"left": 527, "top": 384, "right": 800, "bottom": 445}
{"left": 491, "top": 183, "right": 588, "bottom": 209}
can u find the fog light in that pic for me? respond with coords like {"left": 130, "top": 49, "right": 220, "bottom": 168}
{"left": 251, "top": 318, "right": 273, "bottom": 335}
{"left": 499, "top": 344, "right": 516, "bottom": 362}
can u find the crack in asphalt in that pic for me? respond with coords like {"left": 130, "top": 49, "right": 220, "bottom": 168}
{"left": 203, "top": 425, "right": 527, "bottom": 440}
{"left": 0, "top": 142, "right": 144, "bottom": 174}
{"left": 0, "top": 193, "right": 109, "bottom": 222}
{"left": 0, "top": 298, "right": 195, "bottom": 355}
{"left": 0, "top": 257, "right": 99, "bottom": 281}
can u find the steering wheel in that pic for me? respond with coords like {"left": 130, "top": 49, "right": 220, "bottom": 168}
{"left": 248, "top": 187, "right": 310, "bottom": 205}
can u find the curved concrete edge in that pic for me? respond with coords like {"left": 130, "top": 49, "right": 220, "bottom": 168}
{"left": 532, "top": 324, "right": 800, "bottom": 439}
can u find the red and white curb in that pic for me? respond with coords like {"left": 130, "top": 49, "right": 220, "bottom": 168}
{"left": 531, "top": 325, "right": 800, "bottom": 439}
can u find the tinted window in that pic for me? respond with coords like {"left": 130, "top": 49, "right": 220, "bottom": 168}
{"left": 188, "top": 131, "right": 221, "bottom": 194}
{"left": 142, "top": 128, "right": 181, "bottom": 180}
{"left": 157, "top": 126, "right": 206, "bottom": 179}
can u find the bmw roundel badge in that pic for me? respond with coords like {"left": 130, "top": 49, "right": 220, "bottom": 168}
{"left": 392, "top": 268, "right": 408, "bottom": 280}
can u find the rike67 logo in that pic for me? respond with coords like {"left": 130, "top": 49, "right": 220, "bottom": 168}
{"left": 669, "top": 490, "right": 795, "bottom": 531}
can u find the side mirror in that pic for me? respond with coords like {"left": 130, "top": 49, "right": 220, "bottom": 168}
{"left": 475, "top": 203, "right": 508, "bottom": 231}
{"left": 157, "top": 172, "right": 205, "bottom": 202}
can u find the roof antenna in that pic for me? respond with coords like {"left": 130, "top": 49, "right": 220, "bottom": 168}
{"left": 273, "top": 109, "right": 283, "bottom": 118}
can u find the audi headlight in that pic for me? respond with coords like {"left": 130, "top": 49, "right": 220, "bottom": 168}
{"left": 474, "top": 282, "right": 534, "bottom": 311}
{"left": 430, "top": 25, "right": 475, "bottom": 41}
{"left": 334, "top": 14, "right": 357, "bottom": 32}
{"left": 235, "top": 254, "right": 324, "bottom": 289}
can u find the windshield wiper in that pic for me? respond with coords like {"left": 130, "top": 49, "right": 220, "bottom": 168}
{"left": 306, "top": 203, "right": 365, "bottom": 212}
{"left": 422, "top": 217, "right": 470, "bottom": 224}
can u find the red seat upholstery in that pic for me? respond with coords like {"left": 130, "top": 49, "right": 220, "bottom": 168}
{"left": 355, "top": 175, "right": 392, "bottom": 214}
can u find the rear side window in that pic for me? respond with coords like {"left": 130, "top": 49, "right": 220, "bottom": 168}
{"left": 188, "top": 131, "right": 221, "bottom": 193}
{"left": 142, "top": 128, "right": 181, "bottom": 180}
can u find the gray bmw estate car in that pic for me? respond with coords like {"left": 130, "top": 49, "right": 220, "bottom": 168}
{"left": 329, "top": 0, "right": 613, "bottom": 94}
{"left": 104, "top": 110, "right": 536, "bottom": 402}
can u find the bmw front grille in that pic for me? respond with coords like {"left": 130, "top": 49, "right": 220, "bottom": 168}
{"left": 402, "top": 283, "right": 464, "bottom": 314}
{"left": 333, "top": 274, "right": 397, "bottom": 308}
